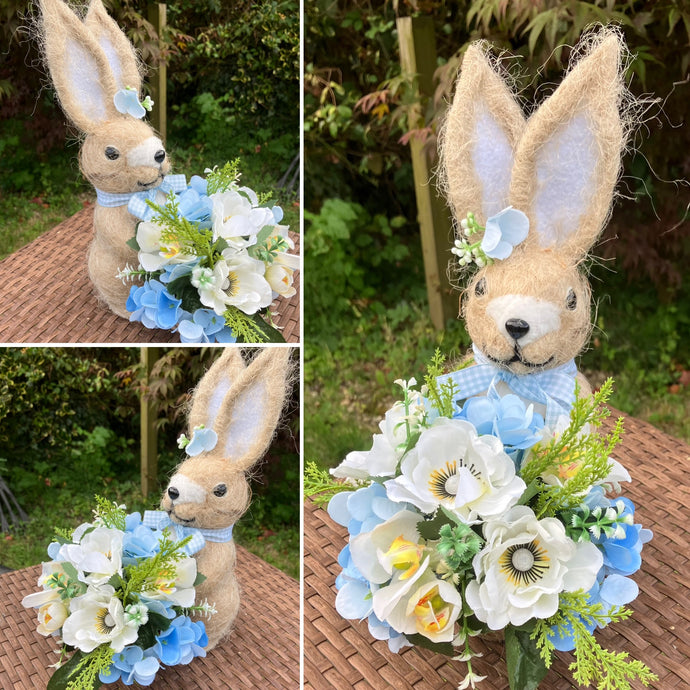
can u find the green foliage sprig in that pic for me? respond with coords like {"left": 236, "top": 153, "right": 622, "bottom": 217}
{"left": 146, "top": 193, "right": 218, "bottom": 267}
{"left": 423, "top": 349, "right": 458, "bottom": 419}
{"left": 206, "top": 159, "right": 241, "bottom": 195}
{"left": 529, "top": 592, "right": 657, "bottom": 689}
{"left": 92, "top": 495, "right": 126, "bottom": 532}
{"left": 520, "top": 380, "right": 624, "bottom": 517}
{"left": 563, "top": 501, "right": 632, "bottom": 542}
{"left": 121, "top": 532, "right": 192, "bottom": 601}
{"left": 304, "top": 460, "right": 357, "bottom": 506}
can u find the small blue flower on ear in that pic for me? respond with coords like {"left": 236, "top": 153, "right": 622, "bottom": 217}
{"left": 481, "top": 207, "right": 530, "bottom": 260}
{"left": 182, "top": 426, "right": 218, "bottom": 456}
{"left": 114, "top": 87, "right": 146, "bottom": 119}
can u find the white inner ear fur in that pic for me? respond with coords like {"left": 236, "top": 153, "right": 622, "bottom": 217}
{"left": 486, "top": 295, "right": 561, "bottom": 346}
{"left": 98, "top": 35, "right": 124, "bottom": 89}
{"left": 127, "top": 136, "right": 164, "bottom": 168}
{"left": 66, "top": 38, "right": 107, "bottom": 124}
{"left": 534, "top": 111, "right": 596, "bottom": 248}
{"left": 223, "top": 379, "right": 268, "bottom": 460}
{"left": 168, "top": 473, "right": 206, "bottom": 504}
{"left": 473, "top": 106, "right": 515, "bottom": 220}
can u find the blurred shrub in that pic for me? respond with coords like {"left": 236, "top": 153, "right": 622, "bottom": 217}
{"left": 305, "top": 0, "right": 690, "bottom": 295}
{"left": 0, "top": 348, "right": 139, "bottom": 501}
{"left": 0, "top": 0, "right": 298, "bottom": 195}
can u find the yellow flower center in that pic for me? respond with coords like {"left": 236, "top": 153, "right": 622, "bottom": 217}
{"left": 413, "top": 586, "right": 449, "bottom": 633}
{"left": 383, "top": 535, "right": 424, "bottom": 580}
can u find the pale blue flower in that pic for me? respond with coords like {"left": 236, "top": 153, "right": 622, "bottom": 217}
{"left": 126, "top": 280, "right": 183, "bottom": 330}
{"left": 481, "top": 207, "right": 529, "bottom": 260}
{"left": 113, "top": 88, "right": 146, "bottom": 119}
{"left": 178, "top": 309, "right": 237, "bottom": 344}
{"left": 99, "top": 646, "right": 160, "bottom": 686}
{"left": 185, "top": 426, "right": 218, "bottom": 456}
{"left": 152, "top": 616, "right": 208, "bottom": 665}
{"left": 455, "top": 394, "right": 544, "bottom": 468}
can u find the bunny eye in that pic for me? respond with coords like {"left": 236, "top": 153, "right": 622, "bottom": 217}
{"left": 566, "top": 289, "right": 577, "bottom": 311}
{"left": 213, "top": 484, "right": 227, "bottom": 497}
{"left": 104, "top": 146, "right": 120, "bottom": 161}
{"left": 474, "top": 277, "right": 487, "bottom": 298}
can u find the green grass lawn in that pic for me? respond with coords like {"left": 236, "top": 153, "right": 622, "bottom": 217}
{"left": 0, "top": 479, "right": 298, "bottom": 580}
{"left": 0, "top": 128, "right": 299, "bottom": 261}
{"left": 305, "top": 297, "right": 690, "bottom": 472}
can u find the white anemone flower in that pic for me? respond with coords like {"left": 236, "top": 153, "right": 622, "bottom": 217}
{"left": 331, "top": 391, "right": 427, "bottom": 481}
{"left": 57, "top": 527, "right": 123, "bottom": 586}
{"left": 384, "top": 418, "right": 526, "bottom": 521}
{"left": 62, "top": 585, "right": 138, "bottom": 653}
{"left": 465, "top": 505, "right": 603, "bottom": 629}
{"left": 211, "top": 188, "right": 276, "bottom": 249}
{"left": 219, "top": 250, "right": 273, "bottom": 314}
{"left": 136, "top": 220, "right": 196, "bottom": 272}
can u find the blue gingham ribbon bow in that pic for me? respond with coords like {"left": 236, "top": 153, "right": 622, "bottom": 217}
{"left": 436, "top": 344, "right": 577, "bottom": 427}
{"left": 142, "top": 510, "right": 234, "bottom": 556}
{"left": 94, "top": 175, "right": 187, "bottom": 221}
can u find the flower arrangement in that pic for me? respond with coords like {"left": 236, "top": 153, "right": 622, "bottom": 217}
{"left": 119, "top": 160, "right": 298, "bottom": 343}
{"left": 306, "top": 353, "right": 657, "bottom": 690}
{"left": 22, "top": 497, "right": 215, "bottom": 689}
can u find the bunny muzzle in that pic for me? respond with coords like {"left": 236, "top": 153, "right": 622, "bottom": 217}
{"left": 80, "top": 119, "right": 170, "bottom": 195}
{"left": 465, "top": 262, "right": 592, "bottom": 376}
{"left": 161, "top": 461, "right": 250, "bottom": 531}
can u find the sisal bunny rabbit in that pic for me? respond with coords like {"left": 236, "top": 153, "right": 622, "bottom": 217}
{"left": 437, "top": 29, "right": 629, "bottom": 426}
{"left": 39, "top": 0, "right": 177, "bottom": 318}
{"left": 156, "top": 347, "right": 292, "bottom": 650}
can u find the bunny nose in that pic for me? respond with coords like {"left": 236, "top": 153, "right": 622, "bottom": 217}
{"left": 505, "top": 318, "right": 530, "bottom": 340}
{"left": 154, "top": 149, "right": 166, "bottom": 164}
{"left": 167, "top": 486, "right": 179, "bottom": 500}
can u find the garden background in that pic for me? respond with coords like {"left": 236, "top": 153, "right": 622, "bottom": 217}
{"left": 305, "top": 0, "right": 690, "bottom": 470}
{"left": 0, "top": 0, "right": 299, "bottom": 574}
{"left": 0, "top": 0, "right": 300, "bottom": 256}
{"left": 0, "top": 348, "right": 300, "bottom": 578}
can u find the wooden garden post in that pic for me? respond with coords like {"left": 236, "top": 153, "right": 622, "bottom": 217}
{"left": 397, "top": 16, "right": 457, "bottom": 329}
{"left": 140, "top": 347, "right": 161, "bottom": 497}
{"left": 147, "top": 3, "right": 167, "bottom": 141}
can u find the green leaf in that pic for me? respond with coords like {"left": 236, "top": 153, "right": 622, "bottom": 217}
{"left": 193, "top": 572, "right": 207, "bottom": 587}
{"left": 505, "top": 624, "right": 549, "bottom": 690}
{"left": 240, "top": 313, "right": 286, "bottom": 343}
{"left": 406, "top": 633, "right": 455, "bottom": 657}
{"left": 167, "top": 274, "right": 204, "bottom": 313}
{"left": 125, "top": 236, "right": 140, "bottom": 252}
{"left": 517, "top": 478, "right": 542, "bottom": 506}
{"left": 147, "top": 611, "right": 172, "bottom": 632}
{"left": 47, "top": 650, "right": 100, "bottom": 690}
{"left": 61, "top": 561, "right": 80, "bottom": 583}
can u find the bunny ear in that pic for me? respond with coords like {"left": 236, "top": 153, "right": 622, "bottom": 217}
{"left": 189, "top": 348, "right": 292, "bottom": 471}
{"left": 40, "top": 0, "right": 119, "bottom": 132}
{"left": 509, "top": 31, "right": 625, "bottom": 259}
{"left": 85, "top": 0, "right": 142, "bottom": 93}
{"left": 442, "top": 44, "right": 526, "bottom": 224}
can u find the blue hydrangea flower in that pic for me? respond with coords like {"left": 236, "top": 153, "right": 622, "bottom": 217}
{"left": 480, "top": 207, "right": 529, "bottom": 260}
{"left": 327, "top": 483, "right": 413, "bottom": 653}
{"left": 327, "top": 482, "right": 408, "bottom": 537}
{"left": 185, "top": 426, "right": 218, "bottom": 456}
{"left": 455, "top": 394, "right": 544, "bottom": 466}
{"left": 99, "top": 646, "right": 160, "bottom": 686}
{"left": 122, "top": 523, "right": 161, "bottom": 566}
{"left": 177, "top": 187, "right": 213, "bottom": 228}
{"left": 152, "top": 616, "right": 208, "bottom": 666}
{"left": 178, "top": 309, "right": 237, "bottom": 344}
{"left": 127, "top": 280, "right": 183, "bottom": 330}
{"left": 113, "top": 88, "right": 146, "bottom": 119}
